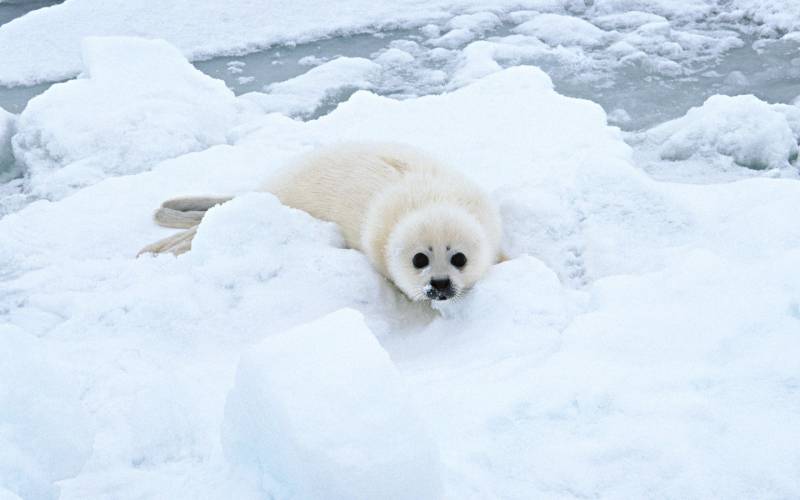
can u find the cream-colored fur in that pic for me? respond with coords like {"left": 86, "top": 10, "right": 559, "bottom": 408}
{"left": 139, "top": 143, "right": 503, "bottom": 301}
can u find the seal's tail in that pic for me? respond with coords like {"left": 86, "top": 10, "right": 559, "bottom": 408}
{"left": 138, "top": 196, "right": 233, "bottom": 256}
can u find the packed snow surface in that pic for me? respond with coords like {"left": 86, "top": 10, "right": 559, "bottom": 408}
{"left": 223, "top": 308, "right": 441, "bottom": 500}
{"left": 1, "top": 36, "right": 800, "bottom": 500}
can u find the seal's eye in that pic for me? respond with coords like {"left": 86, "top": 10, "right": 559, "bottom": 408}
{"left": 412, "top": 253, "right": 429, "bottom": 269}
{"left": 450, "top": 252, "right": 467, "bottom": 268}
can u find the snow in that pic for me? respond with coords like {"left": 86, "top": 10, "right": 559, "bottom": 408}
{"left": 11, "top": 36, "right": 254, "bottom": 201}
{"left": 0, "top": 326, "right": 93, "bottom": 500}
{"left": 427, "top": 12, "right": 502, "bottom": 48}
{"left": 592, "top": 11, "right": 668, "bottom": 30}
{"left": 375, "top": 47, "right": 416, "bottom": 65}
{"left": 223, "top": 308, "right": 441, "bottom": 500}
{"left": 1, "top": 29, "right": 800, "bottom": 500}
{"left": 632, "top": 94, "right": 800, "bottom": 174}
{"left": 729, "top": 0, "right": 800, "bottom": 35}
{"left": 241, "top": 57, "right": 381, "bottom": 117}
{"left": 0, "top": 0, "right": 558, "bottom": 86}
{"left": 512, "top": 14, "right": 608, "bottom": 47}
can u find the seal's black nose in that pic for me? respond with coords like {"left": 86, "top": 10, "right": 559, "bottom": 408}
{"left": 430, "top": 278, "right": 451, "bottom": 291}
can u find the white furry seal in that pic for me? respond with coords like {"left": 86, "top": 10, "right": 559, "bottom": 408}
{"left": 140, "top": 143, "right": 503, "bottom": 301}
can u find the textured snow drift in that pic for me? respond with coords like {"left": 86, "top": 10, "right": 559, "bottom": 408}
{"left": 1, "top": 39, "right": 800, "bottom": 500}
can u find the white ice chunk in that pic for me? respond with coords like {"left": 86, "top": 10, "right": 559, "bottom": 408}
{"left": 607, "top": 107, "right": 632, "bottom": 125}
{"left": 640, "top": 94, "right": 799, "bottom": 170}
{"left": 592, "top": 11, "right": 668, "bottom": 30}
{"left": 513, "top": 13, "right": 608, "bottom": 47}
{"left": 449, "top": 39, "right": 547, "bottom": 87}
{"left": 428, "top": 12, "right": 502, "bottom": 48}
{"left": 242, "top": 57, "right": 381, "bottom": 117}
{"left": 222, "top": 309, "right": 441, "bottom": 500}
{"left": 375, "top": 47, "right": 416, "bottom": 65}
{"left": 12, "top": 36, "right": 252, "bottom": 200}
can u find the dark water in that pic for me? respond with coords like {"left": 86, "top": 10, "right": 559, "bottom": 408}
{"left": 194, "top": 32, "right": 403, "bottom": 97}
{"left": 0, "top": 0, "right": 62, "bottom": 26}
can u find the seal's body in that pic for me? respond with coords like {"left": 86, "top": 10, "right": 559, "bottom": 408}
{"left": 140, "top": 144, "right": 503, "bottom": 302}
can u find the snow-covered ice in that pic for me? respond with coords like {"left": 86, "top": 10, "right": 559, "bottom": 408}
{"left": 242, "top": 57, "right": 381, "bottom": 118}
{"left": 1, "top": 4, "right": 800, "bottom": 499}
{"left": 11, "top": 36, "right": 256, "bottom": 202}
{"left": 512, "top": 14, "right": 608, "bottom": 47}
{"left": 3, "top": 49, "right": 800, "bottom": 497}
{"left": 5, "top": 0, "right": 800, "bottom": 132}
{"left": 0, "top": 0, "right": 549, "bottom": 86}
{"left": 630, "top": 93, "right": 800, "bottom": 181}
{"left": 223, "top": 309, "right": 441, "bottom": 500}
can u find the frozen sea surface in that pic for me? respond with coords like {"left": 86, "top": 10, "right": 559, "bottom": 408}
{"left": 3, "top": 1, "right": 800, "bottom": 129}
{"left": 1, "top": 2, "right": 800, "bottom": 500}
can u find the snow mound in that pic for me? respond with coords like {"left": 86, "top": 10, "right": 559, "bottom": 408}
{"left": 185, "top": 193, "right": 393, "bottom": 328}
{"left": 242, "top": 57, "right": 381, "bottom": 118}
{"left": 223, "top": 308, "right": 441, "bottom": 500}
{"left": 639, "top": 94, "right": 800, "bottom": 170}
{"left": 11, "top": 36, "right": 253, "bottom": 200}
{"left": 513, "top": 13, "right": 608, "bottom": 47}
{"left": 428, "top": 12, "right": 502, "bottom": 48}
{"left": 192, "top": 193, "right": 344, "bottom": 258}
{"left": 438, "top": 256, "right": 574, "bottom": 331}
{"left": 0, "top": 326, "right": 93, "bottom": 500}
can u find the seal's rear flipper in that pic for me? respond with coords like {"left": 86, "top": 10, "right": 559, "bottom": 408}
{"left": 138, "top": 196, "right": 232, "bottom": 257}
{"left": 154, "top": 196, "right": 233, "bottom": 228}
{"left": 137, "top": 226, "right": 198, "bottom": 257}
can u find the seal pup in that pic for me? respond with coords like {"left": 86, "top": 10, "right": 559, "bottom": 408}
{"left": 139, "top": 143, "right": 503, "bottom": 301}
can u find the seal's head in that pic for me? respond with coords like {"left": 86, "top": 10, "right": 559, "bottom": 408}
{"left": 386, "top": 205, "right": 494, "bottom": 302}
